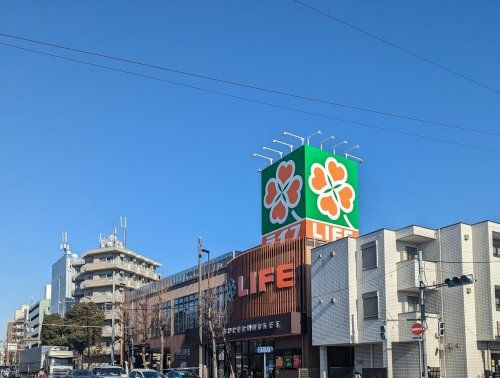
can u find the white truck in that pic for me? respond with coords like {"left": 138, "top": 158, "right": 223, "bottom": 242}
{"left": 19, "top": 346, "right": 74, "bottom": 378}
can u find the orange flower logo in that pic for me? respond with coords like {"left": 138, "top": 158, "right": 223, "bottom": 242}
{"left": 308, "top": 157, "right": 355, "bottom": 221}
{"left": 264, "top": 161, "right": 303, "bottom": 224}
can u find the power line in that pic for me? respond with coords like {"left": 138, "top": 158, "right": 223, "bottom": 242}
{"left": 291, "top": 0, "right": 500, "bottom": 97}
{"left": 1, "top": 42, "right": 499, "bottom": 155}
{"left": 0, "top": 32, "right": 498, "bottom": 138}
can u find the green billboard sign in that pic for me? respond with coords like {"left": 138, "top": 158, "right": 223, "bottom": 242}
{"left": 261, "top": 145, "right": 359, "bottom": 244}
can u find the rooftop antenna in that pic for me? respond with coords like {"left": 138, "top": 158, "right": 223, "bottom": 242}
{"left": 306, "top": 130, "right": 322, "bottom": 145}
{"left": 60, "top": 231, "right": 70, "bottom": 256}
{"left": 262, "top": 146, "right": 283, "bottom": 159}
{"left": 283, "top": 131, "right": 305, "bottom": 145}
{"left": 120, "top": 216, "right": 127, "bottom": 248}
{"left": 343, "top": 145, "right": 360, "bottom": 158}
{"left": 319, "top": 135, "right": 335, "bottom": 150}
{"left": 332, "top": 140, "right": 348, "bottom": 155}
{"left": 345, "top": 153, "right": 364, "bottom": 163}
{"left": 272, "top": 139, "right": 294, "bottom": 152}
{"left": 251, "top": 153, "right": 274, "bottom": 165}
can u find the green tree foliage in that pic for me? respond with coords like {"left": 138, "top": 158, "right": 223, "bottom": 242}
{"left": 64, "top": 302, "right": 105, "bottom": 356}
{"left": 40, "top": 313, "right": 68, "bottom": 346}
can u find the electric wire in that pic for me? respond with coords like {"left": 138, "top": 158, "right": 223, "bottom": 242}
{"left": 291, "top": 0, "right": 500, "bottom": 97}
{"left": 0, "top": 32, "right": 498, "bottom": 138}
{"left": 0, "top": 33, "right": 500, "bottom": 137}
{"left": 1, "top": 41, "right": 499, "bottom": 155}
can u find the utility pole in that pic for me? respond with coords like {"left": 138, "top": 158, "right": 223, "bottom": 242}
{"left": 418, "top": 250, "right": 428, "bottom": 378}
{"left": 198, "top": 237, "right": 203, "bottom": 378}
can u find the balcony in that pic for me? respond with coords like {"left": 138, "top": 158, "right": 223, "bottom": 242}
{"left": 80, "top": 261, "right": 159, "bottom": 280}
{"left": 81, "top": 293, "right": 124, "bottom": 304}
{"left": 397, "top": 259, "right": 437, "bottom": 292}
{"left": 396, "top": 226, "right": 436, "bottom": 244}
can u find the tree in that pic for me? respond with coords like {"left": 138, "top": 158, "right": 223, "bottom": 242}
{"left": 40, "top": 313, "right": 68, "bottom": 346}
{"left": 135, "top": 299, "right": 150, "bottom": 369}
{"left": 64, "top": 302, "right": 105, "bottom": 368}
{"left": 201, "top": 285, "right": 233, "bottom": 378}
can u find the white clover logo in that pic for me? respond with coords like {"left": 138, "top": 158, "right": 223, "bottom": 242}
{"left": 263, "top": 161, "right": 303, "bottom": 224}
{"left": 308, "top": 157, "right": 355, "bottom": 222}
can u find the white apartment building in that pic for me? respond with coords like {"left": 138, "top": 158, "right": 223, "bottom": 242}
{"left": 311, "top": 220, "right": 500, "bottom": 378}
{"left": 73, "top": 231, "right": 161, "bottom": 364}
{"left": 27, "top": 284, "right": 52, "bottom": 348}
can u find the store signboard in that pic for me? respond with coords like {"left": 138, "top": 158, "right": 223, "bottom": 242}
{"left": 261, "top": 145, "right": 359, "bottom": 245}
{"left": 224, "top": 312, "right": 301, "bottom": 340}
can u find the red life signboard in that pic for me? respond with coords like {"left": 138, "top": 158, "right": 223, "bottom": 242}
{"left": 411, "top": 322, "right": 423, "bottom": 339}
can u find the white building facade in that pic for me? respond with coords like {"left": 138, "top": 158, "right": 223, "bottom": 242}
{"left": 73, "top": 231, "right": 161, "bottom": 364}
{"left": 311, "top": 221, "right": 500, "bottom": 378}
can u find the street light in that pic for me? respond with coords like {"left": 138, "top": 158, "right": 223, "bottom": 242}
{"left": 198, "top": 239, "right": 210, "bottom": 378}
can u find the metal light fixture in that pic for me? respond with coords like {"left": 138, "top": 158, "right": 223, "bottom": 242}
{"left": 319, "top": 135, "right": 335, "bottom": 150}
{"left": 343, "top": 145, "right": 360, "bottom": 156}
{"left": 283, "top": 131, "right": 305, "bottom": 145}
{"left": 306, "top": 130, "right": 322, "bottom": 145}
{"left": 272, "top": 139, "right": 294, "bottom": 152}
{"left": 332, "top": 140, "right": 348, "bottom": 154}
{"left": 262, "top": 146, "right": 283, "bottom": 159}
{"left": 251, "top": 153, "right": 274, "bottom": 165}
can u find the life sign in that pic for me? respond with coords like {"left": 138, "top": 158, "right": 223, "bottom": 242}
{"left": 237, "top": 263, "right": 294, "bottom": 297}
{"left": 261, "top": 145, "right": 359, "bottom": 245}
{"left": 257, "top": 346, "right": 274, "bottom": 354}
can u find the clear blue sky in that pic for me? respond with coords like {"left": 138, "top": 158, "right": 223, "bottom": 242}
{"left": 1, "top": 1, "right": 499, "bottom": 338}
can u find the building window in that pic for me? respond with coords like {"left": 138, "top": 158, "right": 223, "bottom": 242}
{"left": 407, "top": 296, "right": 419, "bottom": 312}
{"left": 493, "top": 238, "right": 500, "bottom": 257}
{"left": 362, "top": 291, "right": 379, "bottom": 319}
{"left": 495, "top": 287, "right": 500, "bottom": 311}
{"left": 362, "top": 241, "right": 378, "bottom": 270}
{"left": 405, "top": 246, "right": 418, "bottom": 260}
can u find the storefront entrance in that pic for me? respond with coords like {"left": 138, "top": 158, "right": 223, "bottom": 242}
{"left": 230, "top": 338, "right": 303, "bottom": 378}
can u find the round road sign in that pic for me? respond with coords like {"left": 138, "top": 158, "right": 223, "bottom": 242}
{"left": 411, "top": 322, "right": 423, "bottom": 336}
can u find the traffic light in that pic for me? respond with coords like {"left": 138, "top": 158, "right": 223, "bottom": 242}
{"left": 438, "top": 322, "right": 445, "bottom": 337}
{"left": 380, "top": 325, "right": 387, "bottom": 340}
{"left": 444, "top": 274, "right": 476, "bottom": 288}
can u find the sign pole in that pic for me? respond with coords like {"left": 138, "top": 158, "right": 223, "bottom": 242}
{"left": 263, "top": 353, "right": 267, "bottom": 378}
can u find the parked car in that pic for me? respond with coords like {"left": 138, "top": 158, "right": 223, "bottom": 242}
{"left": 129, "top": 369, "right": 164, "bottom": 378}
{"left": 164, "top": 369, "right": 198, "bottom": 378}
{"left": 65, "top": 370, "right": 93, "bottom": 378}
{"left": 92, "top": 366, "right": 127, "bottom": 378}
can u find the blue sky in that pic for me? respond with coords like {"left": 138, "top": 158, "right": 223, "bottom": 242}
{"left": 0, "top": 1, "right": 499, "bottom": 338}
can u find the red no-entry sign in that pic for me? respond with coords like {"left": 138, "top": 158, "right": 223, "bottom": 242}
{"left": 411, "top": 322, "right": 423, "bottom": 337}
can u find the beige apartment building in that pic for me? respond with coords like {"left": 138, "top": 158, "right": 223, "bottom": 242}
{"left": 73, "top": 231, "right": 161, "bottom": 364}
{"left": 312, "top": 220, "right": 500, "bottom": 378}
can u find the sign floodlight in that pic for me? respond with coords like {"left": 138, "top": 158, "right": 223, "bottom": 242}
{"left": 319, "top": 135, "right": 335, "bottom": 150}
{"left": 262, "top": 146, "right": 283, "bottom": 159}
{"left": 306, "top": 130, "right": 322, "bottom": 145}
{"left": 283, "top": 131, "right": 305, "bottom": 145}
{"left": 343, "top": 144, "right": 360, "bottom": 156}
{"left": 345, "top": 153, "right": 364, "bottom": 163}
{"left": 332, "top": 140, "right": 348, "bottom": 154}
{"left": 272, "top": 139, "right": 294, "bottom": 152}
{"left": 252, "top": 153, "right": 274, "bottom": 165}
